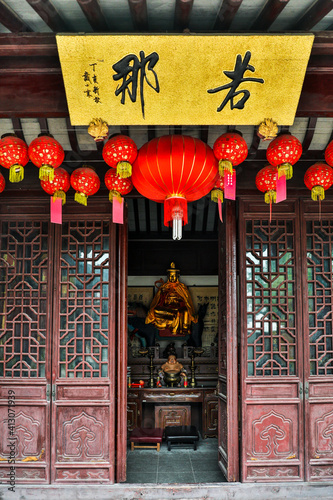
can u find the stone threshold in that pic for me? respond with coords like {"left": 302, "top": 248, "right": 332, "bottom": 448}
{"left": 1, "top": 482, "right": 333, "bottom": 500}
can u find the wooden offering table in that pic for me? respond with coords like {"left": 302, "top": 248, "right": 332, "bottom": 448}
{"left": 127, "top": 387, "right": 218, "bottom": 438}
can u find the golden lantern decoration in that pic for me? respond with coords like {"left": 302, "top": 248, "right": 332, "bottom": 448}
{"left": 211, "top": 174, "right": 224, "bottom": 203}
{"left": 0, "top": 135, "right": 29, "bottom": 183}
{"left": 104, "top": 170, "right": 133, "bottom": 202}
{"left": 266, "top": 134, "right": 302, "bottom": 180}
{"left": 28, "top": 135, "right": 65, "bottom": 181}
{"left": 40, "top": 167, "right": 70, "bottom": 205}
{"left": 304, "top": 163, "right": 333, "bottom": 201}
{"left": 103, "top": 135, "right": 138, "bottom": 178}
{"left": 213, "top": 132, "right": 248, "bottom": 176}
{"left": 70, "top": 166, "right": 100, "bottom": 206}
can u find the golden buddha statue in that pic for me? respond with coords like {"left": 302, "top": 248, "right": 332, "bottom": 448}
{"left": 145, "top": 262, "right": 198, "bottom": 336}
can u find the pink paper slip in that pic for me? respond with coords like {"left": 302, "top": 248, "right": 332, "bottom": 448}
{"left": 50, "top": 197, "right": 62, "bottom": 224}
{"left": 276, "top": 173, "right": 287, "bottom": 203}
{"left": 224, "top": 171, "right": 236, "bottom": 200}
{"left": 112, "top": 196, "right": 124, "bottom": 224}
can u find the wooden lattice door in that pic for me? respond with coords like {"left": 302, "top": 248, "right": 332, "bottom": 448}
{"left": 0, "top": 200, "right": 127, "bottom": 485}
{"left": 0, "top": 215, "right": 53, "bottom": 484}
{"left": 51, "top": 217, "right": 117, "bottom": 483}
{"left": 239, "top": 199, "right": 304, "bottom": 482}
{"left": 301, "top": 201, "right": 333, "bottom": 481}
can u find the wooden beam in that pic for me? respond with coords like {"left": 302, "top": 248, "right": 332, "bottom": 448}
{"left": 25, "top": 0, "right": 69, "bottom": 32}
{"left": 302, "top": 117, "right": 317, "bottom": 152}
{"left": 293, "top": 0, "right": 333, "bottom": 30}
{"left": 214, "top": 0, "right": 243, "bottom": 31}
{"left": 251, "top": 0, "right": 290, "bottom": 31}
{"left": 76, "top": 0, "right": 109, "bottom": 32}
{"left": 0, "top": 0, "right": 32, "bottom": 32}
{"left": 0, "top": 33, "right": 332, "bottom": 118}
{"left": 127, "top": 0, "right": 148, "bottom": 31}
{"left": 174, "top": 0, "right": 194, "bottom": 31}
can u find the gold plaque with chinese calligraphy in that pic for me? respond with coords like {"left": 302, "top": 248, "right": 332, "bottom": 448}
{"left": 56, "top": 34, "right": 314, "bottom": 126}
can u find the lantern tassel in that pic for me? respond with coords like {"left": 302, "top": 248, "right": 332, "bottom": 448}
{"left": 74, "top": 191, "right": 88, "bottom": 206}
{"left": 9, "top": 164, "right": 24, "bottom": 183}
{"left": 219, "top": 159, "right": 233, "bottom": 176}
{"left": 278, "top": 163, "right": 293, "bottom": 180}
{"left": 39, "top": 165, "right": 55, "bottom": 182}
{"left": 53, "top": 190, "right": 66, "bottom": 205}
{"left": 117, "top": 161, "right": 132, "bottom": 178}
{"left": 311, "top": 185, "right": 325, "bottom": 201}
{"left": 109, "top": 190, "right": 122, "bottom": 203}
{"left": 264, "top": 190, "right": 276, "bottom": 222}
{"left": 172, "top": 217, "right": 182, "bottom": 240}
{"left": 211, "top": 189, "right": 223, "bottom": 204}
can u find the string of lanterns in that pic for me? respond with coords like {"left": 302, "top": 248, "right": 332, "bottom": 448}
{"left": 0, "top": 121, "right": 332, "bottom": 235}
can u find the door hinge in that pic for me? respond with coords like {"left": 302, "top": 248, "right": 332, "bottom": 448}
{"left": 46, "top": 384, "right": 51, "bottom": 402}
{"left": 299, "top": 381, "right": 303, "bottom": 400}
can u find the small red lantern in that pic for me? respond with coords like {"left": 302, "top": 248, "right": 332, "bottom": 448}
{"left": 211, "top": 174, "right": 224, "bottom": 203}
{"left": 70, "top": 166, "right": 100, "bottom": 206}
{"left": 0, "top": 135, "right": 29, "bottom": 183}
{"left": 0, "top": 171, "right": 5, "bottom": 193}
{"left": 256, "top": 165, "right": 278, "bottom": 205}
{"left": 40, "top": 167, "right": 70, "bottom": 204}
{"left": 325, "top": 139, "right": 333, "bottom": 167}
{"left": 104, "top": 170, "right": 133, "bottom": 202}
{"left": 213, "top": 132, "right": 248, "bottom": 176}
{"left": 28, "top": 135, "right": 65, "bottom": 181}
{"left": 266, "top": 134, "right": 302, "bottom": 180}
{"left": 132, "top": 135, "right": 218, "bottom": 240}
{"left": 103, "top": 135, "right": 137, "bottom": 178}
{"left": 304, "top": 163, "right": 333, "bottom": 201}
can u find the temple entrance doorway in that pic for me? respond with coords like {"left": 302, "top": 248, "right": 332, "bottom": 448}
{"left": 125, "top": 200, "right": 239, "bottom": 483}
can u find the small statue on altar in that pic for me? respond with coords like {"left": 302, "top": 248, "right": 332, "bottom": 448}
{"left": 159, "top": 353, "right": 187, "bottom": 387}
{"left": 145, "top": 262, "right": 198, "bottom": 336}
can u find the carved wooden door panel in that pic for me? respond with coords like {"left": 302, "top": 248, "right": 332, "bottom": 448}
{"left": 218, "top": 201, "right": 239, "bottom": 481}
{"left": 51, "top": 217, "right": 117, "bottom": 483}
{"left": 239, "top": 199, "right": 304, "bottom": 482}
{"left": 0, "top": 215, "right": 53, "bottom": 484}
{"left": 301, "top": 202, "right": 333, "bottom": 481}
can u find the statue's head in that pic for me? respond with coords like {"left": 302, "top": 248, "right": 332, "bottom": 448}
{"left": 168, "top": 354, "right": 177, "bottom": 364}
{"left": 167, "top": 262, "right": 180, "bottom": 283}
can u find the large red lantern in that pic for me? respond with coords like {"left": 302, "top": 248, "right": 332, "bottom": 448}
{"left": 213, "top": 132, "right": 248, "bottom": 176}
{"left": 29, "top": 135, "right": 65, "bottom": 181}
{"left": 103, "top": 135, "right": 137, "bottom": 178}
{"left": 70, "top": 166, "right": 100, "bottom": 206}
{"left": 132, "top": 135, "right": 218, "bottom": 240}
{"left": 266, "top": 134, "right": 302, "bottom": 180}
{"left": 0, "top": 172, "right": 5, "bottom": 193}
{"left": 211, "top": 174, "right": 224, "bottom": 203}
{"left": 325, "top": 139, "right": 333, "bottom": 167}
{"left": 0, "top": 135, "right": 29, "bottom": 183}
{"left": 40, "top": 167, "right": 70, "bottom": 204}
{"left": 256, "top": 165, "right": 278, "bottom": 211}
{"left": 104, "top": 170, "right": 133, "bottom": 202}
{"left": 304, "top": 163, "right": 333, "bottom": 201}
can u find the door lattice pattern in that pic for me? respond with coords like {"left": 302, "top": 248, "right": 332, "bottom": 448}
{"left": 0, "top": 221, "right": 49, "bottom": 378}
{"left": 306, "top": 220, "right": 333, "bottom": 376}
{"left": 245, "top": 220, "right": 296, "bottom": 377}
{"left": 59, "top": 221, "right": 110, "bottom": 378}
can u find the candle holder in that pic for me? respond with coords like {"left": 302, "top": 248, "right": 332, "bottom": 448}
{"left": 139, "top": 347, "right": 155, "bottom": 388}
{"left": 189, "top": 347, "right": 204, "bottom": 388}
